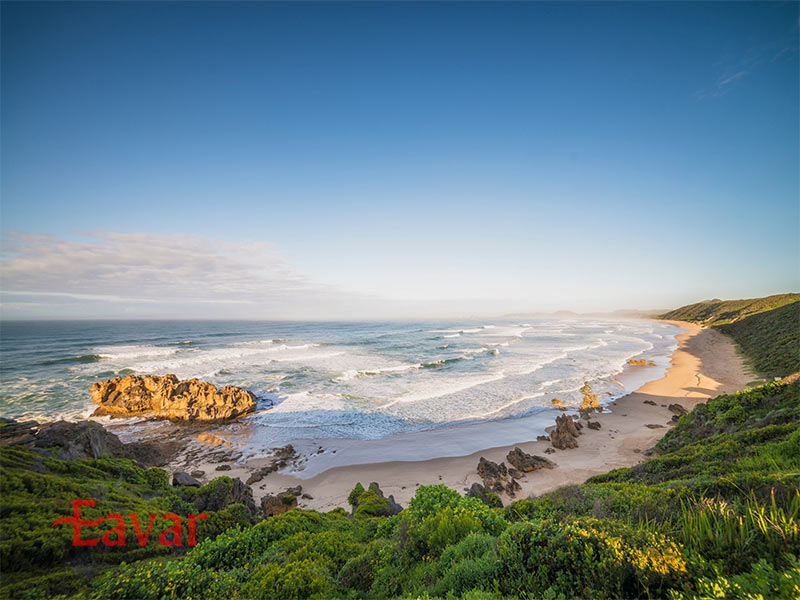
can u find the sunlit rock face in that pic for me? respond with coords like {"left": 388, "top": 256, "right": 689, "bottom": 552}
{"left": 91, "top": 374, "right": 257, "bottom": 421}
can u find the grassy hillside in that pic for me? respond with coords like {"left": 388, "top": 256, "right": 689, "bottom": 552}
{"left": 4, "top": 379, "right": 798, "bottom": 599}
{"left": 659, "top": 294, "right": 800, "bottom": 379}
{"left": 0, "top": 451, "right": 255, "bottom": 598}
{"left": 659, "top": 293, "right": 800, "bottom": 326}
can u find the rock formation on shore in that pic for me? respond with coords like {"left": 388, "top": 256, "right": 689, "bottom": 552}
{"left": 262, "top": 486, "right": 301, "bottom": 517}
{"left": 90, "top": 374, "right": 257, "bottom": 421}
{"left": 551, "top": 414, "right": 582, "bottom": 449}
{"left": 506, "top": 446, "right": 556, "bottom": 472}
{"left": 466, "top": 482, "right": 504, "bottom": 507}
{"left": 476, "top": 456, "right": 522, "bottom": 496}
{"left": 0, "top": 417, "right": 181, "bottom": 466}
{"left": 245, "top": 445, "right": 297, "bottom": 485}
{"left": 477, "top": 456, "right": 508, "bottom": 491}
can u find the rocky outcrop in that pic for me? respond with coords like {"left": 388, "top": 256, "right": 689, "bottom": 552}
{"left": 367, "top": 482, "right": 403, "bottom": 516}
{"left": 246, "top": 445, "right": 297, "bottom": 485}
{"left": 34, "top": 420, "right": 126, "bottom": 461}
{"left": 90, "top": 374, "right": 257, "bottom": 421}
{"left": 467, "top": 482, "right": 503, "bottom": 508}
{"left": 477, "top": 457, "right": 508, "bottom": 493}
{"left": 668, "top": 403, "right": 688, "bottom": 417}
{"left": 587, "top": 420, "right": 601, "bottom": 430}
{"left": 190, "top": 476, "right": 258, "bottom": 517}
{"left": 0, "top": 417, "right": 183, "bottom": 466}
{"left": 173, "top": 471, "right": 202, "bottom": 487}
{"left": 508, "top": 467, "right": 525, "bottom": 479}
{"left": 0, "top": 418, "right": 39, "bottom": 447}
{"left": 261, "top": 485, "right": 302, "bottom": 517}
{"left": 551, "top": 415, "right": 581, "bottom": 450}
{"left": 506, "top": 447, "right": 556, "bottom": 472}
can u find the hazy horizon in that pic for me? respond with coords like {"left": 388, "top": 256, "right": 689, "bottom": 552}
{"left": 2, "top": 2, "right": 798, "bottom": 320}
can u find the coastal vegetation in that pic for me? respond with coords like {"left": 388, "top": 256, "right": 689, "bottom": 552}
{"left": 3, "top": 376, "right": 797, "bottom": 599}
{"left": 659, "top": 294, "right": 800, "bottom": 379}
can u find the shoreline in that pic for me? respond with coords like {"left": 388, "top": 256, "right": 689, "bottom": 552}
{"left": 176, "top": 320, "right": 752, "bottom": 511}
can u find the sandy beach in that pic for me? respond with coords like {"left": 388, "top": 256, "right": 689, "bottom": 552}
{"left": 174, "top": 320, "right": 753, "bottom": 512}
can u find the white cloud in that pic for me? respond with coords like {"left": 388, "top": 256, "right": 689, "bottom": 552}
{"left": 0, "top": 231, "right": 369, "bottom": 318}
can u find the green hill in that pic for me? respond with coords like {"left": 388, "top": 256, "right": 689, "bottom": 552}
{"left": 659, "top": 294, "right": 800, "bottom": 379}
{"left": 659, "top": 293, "right": 800, "bottom": 326}
{"left": 4, "top": 379, "right": 799, "bottom": 599}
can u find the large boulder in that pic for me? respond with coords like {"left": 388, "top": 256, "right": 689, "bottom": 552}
{"left": 34, "top": 420, "right": 126, "bottom": 460}
{"left": 368, "top": 482, "right": 403, "bottom": 516}
{"left": 90, "top": 374, "right": 257, "bottom": 421}
{"left": 173, "top": 471, "right": 202, "bottom": 487}
{"left": 467, "top": 482, "right": 503, "bottom": 508}
{"left": 551, "top": 415, "right": 581, "bottom": 450}
{"left": 261, "top": 486, "right": 301, "bottom": 517}
{"left": 0, "top": 418, "right": 39, "bottom": 447}
{"left": 477, "top": 457, "right": 508, "bottom": 492}
{"left": 0, "top": 417, "right": 182, "bottom": 467}
{"left": 194, "top": 477, "right": 259, "bottom": 518}
{"left": 506, "top": 447, "right": 556, "bottom": 472}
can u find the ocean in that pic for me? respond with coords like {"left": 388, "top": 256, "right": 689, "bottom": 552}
{"left": 0, "top": 318, "right": 681, "bottom": 450}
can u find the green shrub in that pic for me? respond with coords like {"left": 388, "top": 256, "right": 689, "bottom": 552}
{"left": 495, "top": 519, "right": 687, "bottom": 598}
{"left": 432, "top": 533, "right": 500, "bottom": 596}
{"left": 239, "top": 559, "right": 333, "bottom": 599}
{"left": 354, "top": 489, "right": 391, "bottom": 518}
{"left": 669, "top": 555, "right": 800, "bottom": 600}
{"left": 347, "top": 482, "right": 365, "bottom": 508}
{"left": 678, "top": 490, "right": 800, "bottom": 573}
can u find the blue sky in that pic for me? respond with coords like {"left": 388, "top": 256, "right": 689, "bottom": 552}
{"left": 1, "top": 1, "right": 798, "bottom": 319}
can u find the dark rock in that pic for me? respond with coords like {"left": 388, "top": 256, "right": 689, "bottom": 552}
{"left": 551, "top": 415, "right": 581, "bottom": 450}
{"left": 387, "top": 495, "right": 403, "bottom": 515}
{"left": 536, "top": 435, "right": 550, "bottom": 442}
{"left": 125, "top": 439, "right": 186, "bottom": 467}
{"left": 194, "top": 477, "right": 258, "bottom": 518}
{"left": 467, "top": 482, "right": 503, "bottom": 508}
{"left": 173, "top": 471, "right": 202, "bottom": 487}
{"left": 505, "top": 479, "right": 522, "bottom": 497}
{"left": 216, "top": 464, "right": 232, "bottom": 471}
{"left": 668, "top": 403, "right": 688, "bottom": 417}
{"left": 1, "top": 417, "right": 182, "bottom": 467}
{"left": 643, "top": 400, "right": 657, "bottom": 406}
{"left": 246, "top": 445, "right": 297, "bottom": 485}
{"left": 506, "top": 446, "right": 556, "bottom": 472}
{"left": 35, "top": 420, "right": 126, "bottom": 461}
{"left": 190, "top": 470, "right": 205, "bottom": 478}
{"left": 364, "top": 482, "right": 403, "bottom": 514}
{"left": 0, "top": 418, "right": 39, "bottom": 447}
{"left": 587, "top": 420, "right": 601, "bottom": 430}
{"left": 301, "top": 493, "right": 313, "bottom": 500}
{"left": 544, "top": 447, "right": 556, "bottom": 454}
{"left": 645, "top": 423, "right": 665, "bottom": 429}
{"left": 261, "top": 492, "right": 296, "bottom": 517}
{"left": 508, "top": 467, "right": 525, "bottom": 479}
{"left": 477, "top": 457, "right": 508, "bottom": 488}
